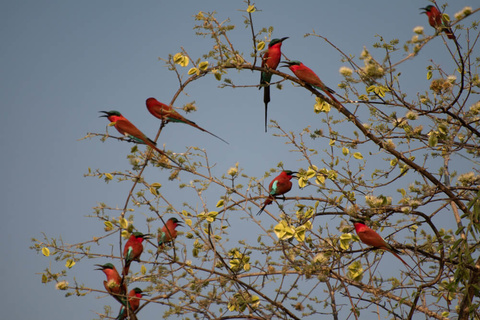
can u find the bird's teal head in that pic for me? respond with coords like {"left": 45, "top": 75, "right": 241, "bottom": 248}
{"left": 94, "top": 262, "right": 115, "bottom": 270}
{"left": 169, "top": 217, "right": 183, "bottom": 226}
{"left": 280, "top": 60, "right": 301, "bottom": 68}
{"left": 99, "top": 110, "right": 122, "bottom": 118}
{"left": 268, "top": 37, "right": 289, "bottom": 47}
{"left": 349, "top": 217, "right": 367, "bottom": 225}
{"left": 420, "top": 5, "right": 434, "bottom": 14}
{"left": 132, "top": 232, "right": 151, "bottom": 239}
{"left": 283, "top": 170, "right": 298, "bottom": 177}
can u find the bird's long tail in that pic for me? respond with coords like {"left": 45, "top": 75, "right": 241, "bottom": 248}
{"left": 190, "top": 122, "right": 229, "bottom": 144}
{"left": 264, "top": 86, "right": 271, "bottom": 132}
{"left": 388, "top": 249, "right": 411, "bottom": 269}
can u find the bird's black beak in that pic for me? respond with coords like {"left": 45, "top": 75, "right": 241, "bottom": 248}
{"left": 143, "top": 234, "right": 153, "bottom": 239}
{"left": 280, "top": 37, "right": 289, "bottom": 42}
{"left": 94, "top": 264, "right": 104, "bottom": 270}
{"left": 99, "top": 111, "right": 109, "bottom": 118}
{"left": 279, "top": 61, "right": 290, "bottom": 68}
{"left": 419, "top": 7, "right": 427, "bottom": 14}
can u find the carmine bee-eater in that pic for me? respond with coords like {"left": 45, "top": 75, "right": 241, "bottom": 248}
{"left": 145, "top": 98, "right": 228, "bottom": 144}
{"left": 257, "top": 170, "right": 297, "bottom": 215}
{"left": 123, "top": 232, "right": 151, "bottom": 276}
{"left": 95, "top": 263, "right": 126, "bottom": 303}
{"left": 116, "top": 287, "right": 146, "bottom": 320}
{"left": 350, "top": 218, "right": 410, "bottom": 268}
{"left": 420, "top": 5, "right": 455, "bottom": 39}
{"left": 156, "top": 217, "right": 183, "bottom": 258}
{"left": 99, "top": 110, "right": 178, "bottom": 165}
{"left": 259, "top": 37, "right": 288, "bottom": 132}
{"left": 281, "top": 60, "right": 342, "bottom": 106}
{"left": 158, "top": 218, "right": 183, "bottom": 247}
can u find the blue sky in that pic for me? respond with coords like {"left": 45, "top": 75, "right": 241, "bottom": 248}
{"left": 1, "top": 1, "right": 476, "bottom": 319}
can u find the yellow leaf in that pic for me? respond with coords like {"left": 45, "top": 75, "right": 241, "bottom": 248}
{"left": 342, "top": 147, "right": 349, "bottom": 155}
{"left": 216, "top": 199, "right": 224, "bottom": 208}
{"left": 339, "top": 233, "right": 353, "bottom": 250}
{"left": 42, "top": 247, "right": 50, "bottom": 257}
{"left": 353, "top": 152, "right": 363, "bottom": 159}
{"left": 214, "top": 72, "right": 222, "bottom": 81}
{"left": 121, "top": 230, "right": 130, "bottom": 239}
{"left": 104, "top": 221, "right": 113, "bottom": 231}
{"left": 141, "top": 264, "right": 147, "bottom": 275}
{"left": 243, "top": 263, "right": 251, "bottom": 271}
{"left": 188, "top": 67, "right": 198, "bottom": 75}
{"left": 119, "top": 218, "right": 129, "bottom": 229}
{"left": 329, "top": 139, "right": 336, "bottom": 146}
{"left": 274, "top": 220, "right": 295, "bottom": 240}
{"left": 347, "top": 261, "right": 364, "bottom": 281}
{"left": 185, "top": 218, "right": 192, "bottom": 226}
{"left": 105, "top": 173, "right": 113, "bottom": 180}
{"left": 315, "top": 174, "right": 325, "bottom": 185}
{"left": 207, "top": 211, "right": 219, "bottom": 222}
{"left": 427, "top": 70, "right": 432, "bottom": 80}
{"left": 66, "top": 259, "right": 75, "bottom": 269}
{"left": 256, "top": 41, "right": 265, "bottom": 51}
{"left": 199, "top": 61, "right": 209, "bottom": 71}
{"left": 298, "top": 178, "right": 307, "bottom": 188}
{"left": 247, "top": 5, "right": 256, "bottom": 13}
{"left": 173, "top": 53, "right": 189, "bottom": 67}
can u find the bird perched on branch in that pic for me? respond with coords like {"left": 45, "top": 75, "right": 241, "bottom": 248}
{"left": 95, "top": 263, "right": 126, "bottom": 304}
{"left": 115, "top": 287, "right": 146, "bottom": 320}
{"left": 350, "top": 218, "right": 410, "bottom": 268}
{"left": 145, "top": 97, "right": 228, "bottom": 144}
{"left": 122, "top": 232, "right": 151, "bottom": 276}
{"left": 99, "top": 110, "right": 178, "bottom": 166}
{"left": 259, "top": 37, "right": 288, "bottom": 132}
{"left": 281, "top": 60, "right": 342, "bottom": 106}
{"left": 420, "top": 5, "right": 455, "bottom": 39}
{"left": 257, "top": 170, "right": 297, "bottom": 215}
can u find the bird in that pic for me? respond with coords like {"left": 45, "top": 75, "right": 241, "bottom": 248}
{"left": 158, "top": 218, "right": 183, "bottom": 247}
{"left": 122, "top": 232, "right": 150, "bottom": 276}
{"left": 259, "top": 37, "right": 288, "bottom": 132}
{"left": 115, "top": 287, "right": 145, "bottom": 320}
{"left": 257, "top": 170, "right": 297, "bottom": 215}
{"left": 99, "top": 110, "right": 179, "bottom": 165}
{"left": 420, "top": 5, "right": 455, "bottom": 39}
{"left": 95, "top": 263, "right": 126, "bottom": 303}
{"left": 145, "top": 98, "right": 229, "bottom": 144}
{"left": 281, "top": 60, "right": 342, "bottom": 106}
{"left": 350, "top": 218, "right": 410, "bottom": 268}
{"left": 156, "top": 217, "right": 183, "bottom": 258}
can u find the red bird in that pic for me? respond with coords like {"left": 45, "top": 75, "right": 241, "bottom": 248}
{"left": 257, "top": 170, "right": 297, "bottom": 215}
{"left": 115, "top": 287, "right": 146, "bottom": 320}
{"left": 99, "top": 110, "right": 179, "bottom": 166}
{"left": 122, "top": 232, "right": 150, "bottom": 276}
{"left": 95, "top": 263, "right": 126, "bottom": 303}
{"left": 145, "top": 98, "right": 228, "bottom": 144}
{"left": 281, "top": 60, "right": 342, "bottom": 107}
{"left": 420, "top": 5, "right": 455, "bottom": 39}
{"left": 259, "top": 37, "right": 288, "bottom": 132}
{"left": 156, "top": 217, "right": 183, "bottom": 258}
{"left": 158, "top": 218, "right": 183, "bottom": 247}
{"left": 350, "top": 218, "right": 410, "bottom": 268}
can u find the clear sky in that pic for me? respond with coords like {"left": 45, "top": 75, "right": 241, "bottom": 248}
{"left": 0, "top": 1, "right": 475, "bottom": 319}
